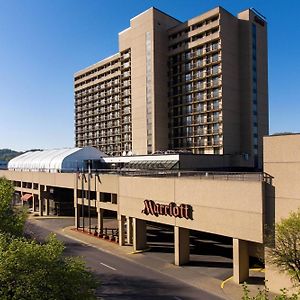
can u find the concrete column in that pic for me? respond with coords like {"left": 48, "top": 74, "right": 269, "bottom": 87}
{"left": 133, "top": 218, "right": 147, "bottom": 251}
{"left": 97, "top": 208, "right": 104, "bottom": 234}
{"left": 38, "top": 186, "right": 43, "bottom": 216}
{"left": 233, "top": 238, "right": 249, "bottom": 283}
{"left": 74, "top": 205, "right": 79, "bottom": 229}
{"left": 126, "top": 216, "right": 133, "bottom": 245}
{"left": 74, "top": 188, "right": 79, "bottom": 228}
{"left": 118, "top": 215, "right": 126, "bottom": 246}
{"left": 32, "top": 194, "right": 36, "bottom": 212}
{"left": 38, "top": 197, "right": 43, "bottom": 216}
{"left": 44, "top": 198, "right": 49, "bottom": 216}
{"left": 174, "top": 226, "right": 190, "bottom": 266}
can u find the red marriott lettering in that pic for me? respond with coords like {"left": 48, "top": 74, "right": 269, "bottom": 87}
{"left": 142, "top": 200, "right": 193, "bottom": 220}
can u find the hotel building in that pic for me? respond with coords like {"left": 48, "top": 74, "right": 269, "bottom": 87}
{"left": 3, "top": 5, "right": 297, "bottom": 297}
{"left": 3, "top": 133, "right": 300, "bottom": 295}
{"left": 74, "top": 6, "right": 268, "bottom": 169}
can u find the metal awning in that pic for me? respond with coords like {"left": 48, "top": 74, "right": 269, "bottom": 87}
{"left": 21, "top": 194, "right": 32, "bottom": 201}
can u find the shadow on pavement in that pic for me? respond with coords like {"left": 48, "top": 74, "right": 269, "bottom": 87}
{"left": 186, "top": 260, "right": 233, "bottom": 268}
{"left": 94, "top": 273, "right": 225, "bottom": 300}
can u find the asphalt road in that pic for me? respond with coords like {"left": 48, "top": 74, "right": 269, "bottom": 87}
{"left": 26, "top": 218, "right": 227, "bottom": 300}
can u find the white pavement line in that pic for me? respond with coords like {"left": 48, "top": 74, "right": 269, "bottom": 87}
{"left": 100, "top": 262, "right": 117, "bottom": 271}
{"left": 173, "top": 297, "right": 183, "bottom": 300}
{"left": 61, "top": 231, "right": 113, "bottom": 254}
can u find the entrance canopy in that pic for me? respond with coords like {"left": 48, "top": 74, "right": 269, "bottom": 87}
{"left": 21, "top": 194, "right": 32, "bottom": 201}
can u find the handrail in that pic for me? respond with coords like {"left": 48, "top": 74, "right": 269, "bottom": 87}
{"left": 80, "top": 169, "right": 273, "bottom": 183}
{"left": 3, "top": 168, "right": 273, "bottom": 183}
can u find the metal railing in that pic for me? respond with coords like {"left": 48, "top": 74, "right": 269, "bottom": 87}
{"left": 86, "top": 169, "right": 273, "bottom": 184}
{"left": 5, "top": 168, "right": 273, "bottom": 184}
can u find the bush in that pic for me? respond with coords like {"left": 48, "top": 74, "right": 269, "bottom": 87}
{"left": 242, "top": 283, "right": 299, "bottom": 299}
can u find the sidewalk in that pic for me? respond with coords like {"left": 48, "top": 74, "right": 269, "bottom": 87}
{"left": 59, "top": 222, "right": 266, "bottom": 300}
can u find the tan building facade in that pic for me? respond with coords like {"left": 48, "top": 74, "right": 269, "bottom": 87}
{"left": 2, "top": 134, "right": 300, "bottom": 293}
{"left": 0, "top": 168, "right": 270, "bottom": 285}
{"left": 264, "top": 134, "right": 300, "bottom": 294}
{"left": 75, "top": 6, "right": 268, "bottom": 168}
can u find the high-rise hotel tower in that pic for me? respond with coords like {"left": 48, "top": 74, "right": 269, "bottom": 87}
{"left": 74, "top": 6, "right": 268, "bottom": 168}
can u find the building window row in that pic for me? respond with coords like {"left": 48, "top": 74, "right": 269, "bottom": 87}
{"left": 169, "top": 41, "right": 220, "bottom": 64}
{"left": 170, "top": 135, "right": 223, "bottom": 148}
{"left": 74, "top": 58, "right": 120, "bottom": 82}
{"left": 171, "top": 99, "right": 222, "bottom": 114}
{"left": 171, "top": 123, "right": 222, "bottom": 137}
{"left": 170, "top": 111, "right": 222, "bottom": 126}
{"left": 169, "top": 27, "right": 219, "bottom": 51}
{"left": 74, "top": 67, "right": 120, "bottom": 88}
{"left": 169, "top": 14, "right": 219, "bottom": 41}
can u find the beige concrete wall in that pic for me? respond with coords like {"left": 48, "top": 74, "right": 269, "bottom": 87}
{"left": 220, "top": 9, "right": 241, "bottom": 155}
{"left": 1, "top": 169, "right": 265, "bottom": 243}
{"left": 264, "top": 135, "right": 300, "bottom": 221}
{"left": 119, "top": 8, "right": 179, "bottom": 154}
{"left": 119, "top": 9, "right": 153, "bottom": 154}
{"left": 264, "top": 134, "right": 300, "bottom": 294}
{"left": 0, "top": 170, "right": 75, "bottom": 189}
{"left": 152, "top": 10, "right": 180, "bottom": 152}
{"left": 118, "top": 175, "right": 264, "bottom": 242}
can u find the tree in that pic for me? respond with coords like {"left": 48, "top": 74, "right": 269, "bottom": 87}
{"left": 0, "top": 233, "right": 98, "bottom": 300}
{"left": 0, "top": 149, "right": 22, "bottom": 162}
{"left": 0, "top": 177, "right": 98, "bottom": 299}
{"left": 268, "top": 210, "right": 300, "bottom": 285}
{"left": 0, "top": 177, "right": 26, "bottom": 236}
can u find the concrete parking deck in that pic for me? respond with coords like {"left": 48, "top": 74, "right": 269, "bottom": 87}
{"left": 35, "top": 216, "right": 267, "bottom": 300}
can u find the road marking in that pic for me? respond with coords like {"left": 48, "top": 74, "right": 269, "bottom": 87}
{"left": 61, "top": 230, "right": 113, "bottom": 254}
{"left": 128, "top": 248, "right": 151, "bottom": 254}
{"left": 174, "top": 297, "right": 183, "bottom": 300}
{"left": 221, "top": 276, "right": 233, "bottom": 289}
{"left": 100, "top": 262, "right": 117, "bottom": 271}
{"left": 250, "top": 267, "right": 265, "bottom": 273}
{"left": 221, "top": 268, "right": 265, "bottom": 289}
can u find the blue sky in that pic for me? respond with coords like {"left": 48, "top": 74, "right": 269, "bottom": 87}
{"left": 0, "top": 0, "right": 299, "bottom": 151}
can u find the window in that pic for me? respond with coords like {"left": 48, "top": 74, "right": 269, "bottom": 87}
{"left": 186, "top": 116, "right": 192, "bottom": 125}
{"left": 185, "top": 73, "right": 192, "bottom": 81}
{"left": 213, "top": 100, "right": 219, "bottom": 110}
{"left": 213, "top": 112, "right": 219, "bottom": 121}
{"left": 195, "top": 92, "right": 204, "bottom": 100}
{"left": 213, "top": 88, "right": 220, "bottom": 97}
{"left": 185, "top": 84, "right": 192, "bottom": 92}
{"left": 212, "top": 41, "right": 219, "bottom": 50}
{"left": 212, "top": 65, "right": 219, "bottom": 75}
{"left": 213, "top": 123, "right": 219, "bottom": 133}
{"left": 196, "top": 47, "right": 204, "bottom": 56}
{"left": 196, "top": 103, "right": 205, "bottom": 112}
{"left": 212, "top": 54, "right": 219, "bottom": 62}
{"left": 186, "top": 94, "right": 192, "bottom": 103}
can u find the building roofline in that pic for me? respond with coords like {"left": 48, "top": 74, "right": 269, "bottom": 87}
{"left": 266, "top": 132, "right": 300, "bottom": 137}
{"left": 129, "top": 7, "right": 182, "bottom": 24}
{"left": 74, "top": 52, "right": 120, "bottom": 77}
{"left": 151, "top": 6, "right": 182, "bottom": 23}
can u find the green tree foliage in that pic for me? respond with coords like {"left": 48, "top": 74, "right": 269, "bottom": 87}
{"left": 0, "top": 177, "right": 98, "bottom": 299}
{"left": 269, "top": 210, "right": 300, "bottom": 285}
{"left": 0, "top": 233, "right": 98, "bottom": 300}
{"left": 242, "top": 283, "right": 299, "bottom": 299}
{"left": 0, "top": 177, "right": 26, "bottom": 236}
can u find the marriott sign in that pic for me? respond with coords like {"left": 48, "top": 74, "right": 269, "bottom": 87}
{"left": 142, "top": 200, "right": 193, "bottom": 220}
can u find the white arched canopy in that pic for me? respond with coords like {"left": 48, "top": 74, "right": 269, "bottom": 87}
{"left": 8, "top": 147, "right": 105, "bottom": 172}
